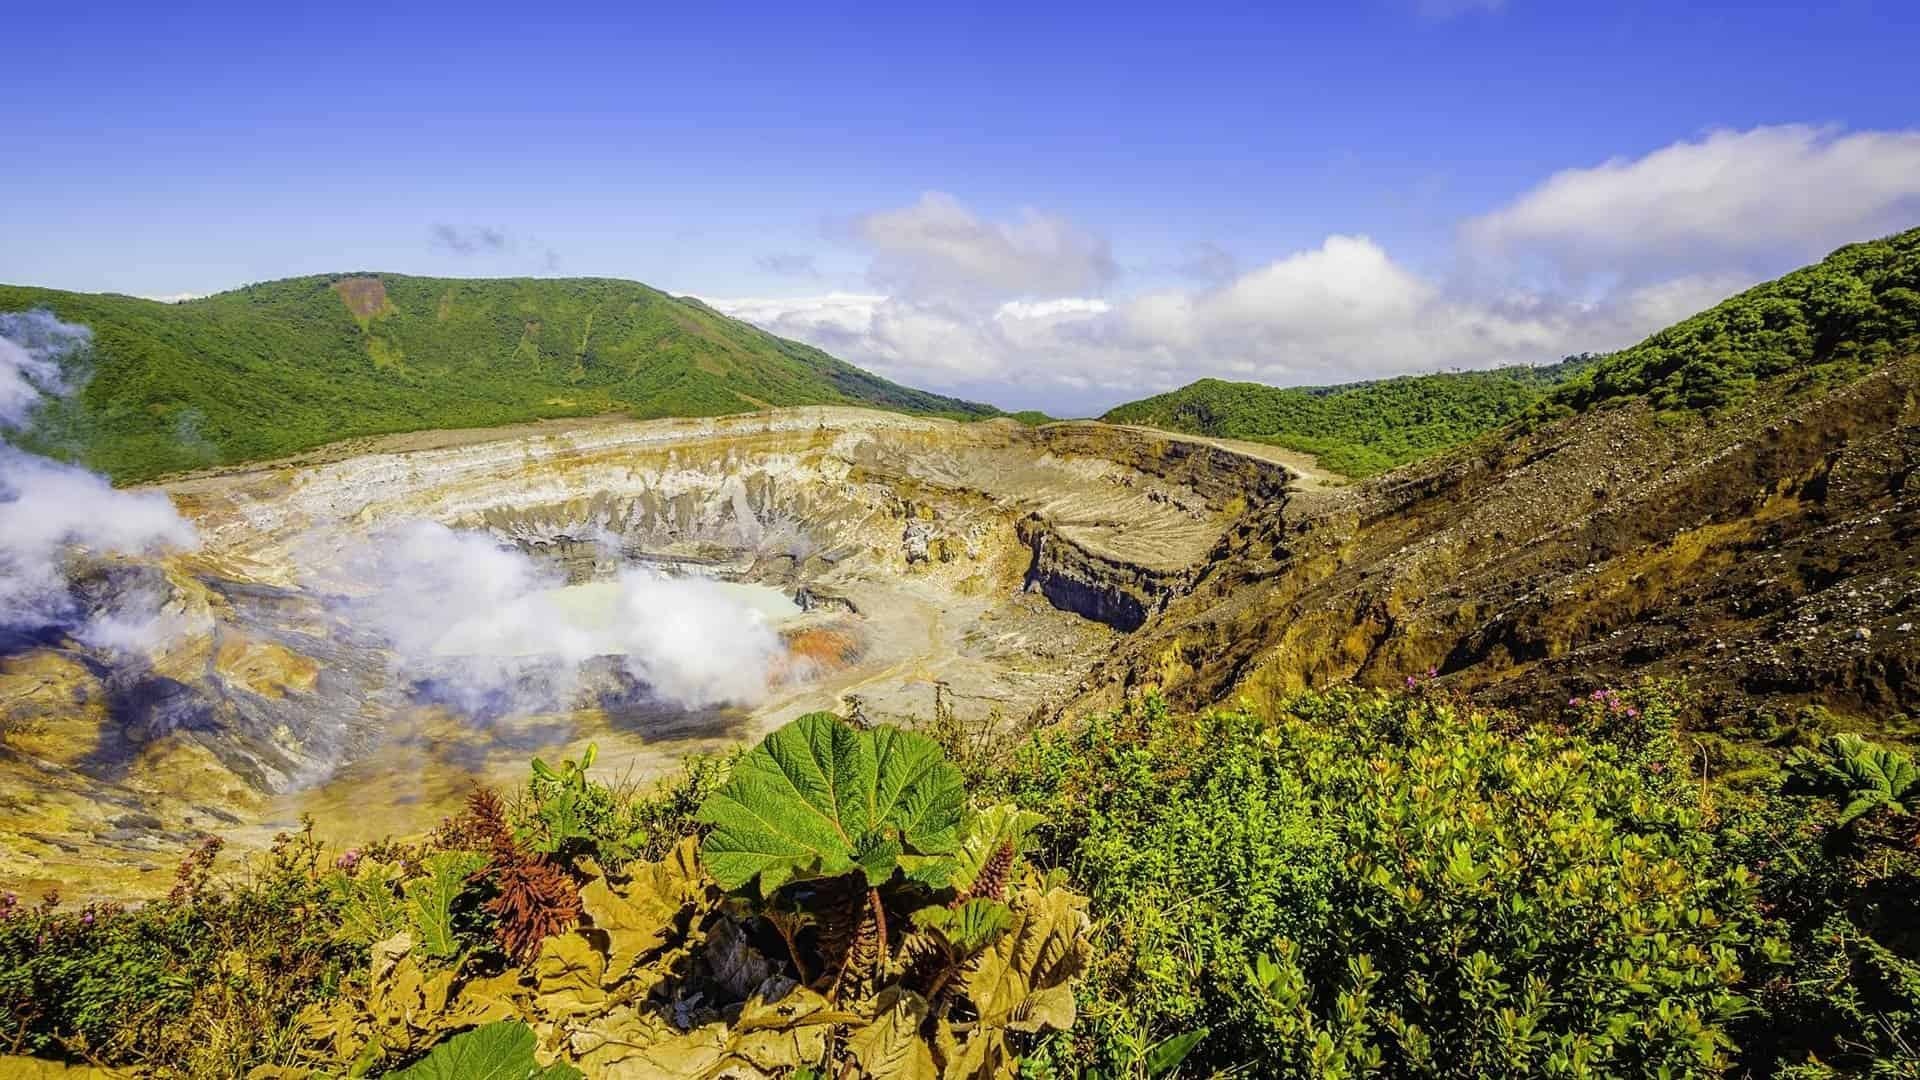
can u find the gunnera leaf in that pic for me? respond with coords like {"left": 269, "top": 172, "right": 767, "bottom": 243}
{"left": 330, "top": 862, "right": 409, "bottom": 946}
{"left": 697, "top": 712, "right": 965, "bottom": 896}
{"left": 386, "top": 1020, "right": 581, "bottom": 1079}
{"left": 964, "top": 886, "right": 1090, "bottom": 1034}
{"left": 845, "top": 987, "right": 938, "bottom": 1080}
{"left": 405, "top": 851, "right": 488, "bottom": 960}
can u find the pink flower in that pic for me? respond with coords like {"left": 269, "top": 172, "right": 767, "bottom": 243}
{"left": 334, "top": 849, "right": 362, "bottom": 872}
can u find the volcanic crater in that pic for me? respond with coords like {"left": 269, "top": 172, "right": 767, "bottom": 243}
{"left": 0, "top": 407, "right": 1301, "bottom": 895}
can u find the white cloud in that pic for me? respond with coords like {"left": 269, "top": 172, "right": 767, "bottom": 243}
{"left": 711, "top": 235, "right": 1644, "bottom": 405}
{"left": 710, "top": 130, "right": 1917, "bottom": 411}
{"left": 853, "top": 191, "right": 1117, "bottom": 298}
{"left": 1464, "top": 125, "right": 1920, "bottom": 276}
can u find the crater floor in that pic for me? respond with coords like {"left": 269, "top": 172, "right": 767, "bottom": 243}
{"left": 0, "top": 407, "right": 1297, "bottom": 897}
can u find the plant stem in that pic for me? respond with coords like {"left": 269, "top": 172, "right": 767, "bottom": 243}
{"left": 869, "top": 887, "right": 888, "bottom": 973}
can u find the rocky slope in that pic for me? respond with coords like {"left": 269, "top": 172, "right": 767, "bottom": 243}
{"left": 1071, "top": 355, "right": 1920, "bottom": 745}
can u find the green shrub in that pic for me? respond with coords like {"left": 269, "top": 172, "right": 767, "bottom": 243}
{"left": 0, "top": 824, "right": 361, "bottom": 1076}
{"left": 1726, "top": 735, "right": 1920, "bottom": 1077}
{"left": 1008, "top": 689, "right": 1786, "bottom": 1077}
{"left": 1551, "top": 228, "right": 1919, "bottom": 417}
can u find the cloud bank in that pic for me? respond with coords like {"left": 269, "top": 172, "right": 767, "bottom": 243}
{"left": 707, "top": 124, "right": 1920, "bottom": 412}
{"left": 1463, "top": 125, "right": 1920, "bottom": 277}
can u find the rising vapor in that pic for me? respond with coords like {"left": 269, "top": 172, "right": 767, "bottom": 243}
{"left": 0, "top": 311, "right": 200, "bottom": 646}
{"left": 322, "top": 520, "right": 788, "bottom": 714}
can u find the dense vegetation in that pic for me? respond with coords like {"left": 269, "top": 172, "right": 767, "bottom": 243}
{"left": 4, "top": 686, "right": 1915, "bottom": 1078}
{"left": 993, "top": 685, "right": 1918, "bottom": 1077}
{"left": 1101, "top": 359, "right": 1589, "bottom": 478}
{"left": 0, "top": 274, "right": 1003, "bottom": 482}
{"left": 1550, "top": 227, "right": 1920, "bottom": 416}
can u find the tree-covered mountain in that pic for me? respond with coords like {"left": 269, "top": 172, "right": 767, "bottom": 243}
{"left": 1102, "top": 358, "right": 1593, "bottom": 478}
{"left": 1548, "top": 226, "right": 1920, "bottom": 414}
{"left": 0, "top": 273, "right": 1002, "bottom": 482}
{"left": 1105, "top": 225, "right": 1920, "bottom": 478}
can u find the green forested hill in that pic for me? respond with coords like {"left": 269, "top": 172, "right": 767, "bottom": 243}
{"left": 0, "top": 273, "right": 1000, "bottom": 482}
{"left": 1549, "top": 225, "right": 1920, "bottom": 414}
{"left": 1105, "top": 226, "right": 1920, "bottom": 478}
{"left": 1102, "top": 359, "right": 1590, "bottom": 478}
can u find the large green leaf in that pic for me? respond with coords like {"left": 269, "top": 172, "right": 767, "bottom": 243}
{"left": 697, "top": 713, "right": 965, "bottom": 896}
{"left": 330, "top": 863, "right": 409, "bottom": 946}
{"left": 1789, "top": 733, "right": 1920, "bottom": 830}
{"left": 404, "top": 851, "right": 487, "bottom": 960}
{"left": 383, "top": 1021, "right": 580, "bottom": 1079}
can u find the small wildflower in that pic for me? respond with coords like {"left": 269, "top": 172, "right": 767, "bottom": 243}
{"left": 334, "top": 848, "right": 362, "bottom": 873}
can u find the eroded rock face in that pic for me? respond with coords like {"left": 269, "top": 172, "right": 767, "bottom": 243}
{"left": 0, "top": 408, "right": 1291, "bottom": 895}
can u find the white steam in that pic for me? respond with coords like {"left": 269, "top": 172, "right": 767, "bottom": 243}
{"left": 0, "top": 311, "right": 199, "bottom": 645}
{"left": 325, "top": 520, "right": 788, "bottom": 713}
{"left": 2, "top": 310, "right": 786, "bottom": 715}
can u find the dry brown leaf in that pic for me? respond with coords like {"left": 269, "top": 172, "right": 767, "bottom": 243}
{"left": 963, "top": 886, "right": 1088, "bottom": 1034}
{"left": 534, "top": 932, "right": 610, "bottom": 1016}
{"left": 846, "top": 987, "right": 939, "bottom": 1080}
{"left": 706, "top": 916, "right": 775, "bottom": 1000}
{"left": 0, "top": 1058, "right": 137, "bottom": 1079}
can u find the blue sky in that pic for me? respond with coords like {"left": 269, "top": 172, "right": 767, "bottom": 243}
{"left": 4, "top": 1, "right": 1919, "bottom": 412}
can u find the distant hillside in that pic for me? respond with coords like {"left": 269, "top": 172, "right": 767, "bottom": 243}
{"left": 1548, "top": 225, "right": 1920, "bottom": 415}
{"left": 0, "top": 274, "right": 1001, "bottom": 482}
{"left": 1105, "top": 226, "right": 1920, "bottom": 479}
{"left": 1102, "top": 358, "right": 1591, "bottom": 478}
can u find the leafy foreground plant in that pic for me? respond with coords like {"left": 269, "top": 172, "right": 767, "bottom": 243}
{"left": 270, "top": 711, "right": 1091, "bottom": 1079}
{"left": 1786, "top": 733, "right": 1920, "bottom": 840}
{"left": 1735, "top": 733, "right": 1920, "bottom": 1077}
{"left": 385, "top": 1020, "right": 580, "bottom": 1080}
{"left": 0, "top": 713, "right": 1085, "bottom": 1078}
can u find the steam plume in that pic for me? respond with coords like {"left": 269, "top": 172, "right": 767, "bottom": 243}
{"left": 0, "top": 311, "right": 199, "bottom": 645}
{"left": 323, "top": 520, "right": 787, "bottom": 713}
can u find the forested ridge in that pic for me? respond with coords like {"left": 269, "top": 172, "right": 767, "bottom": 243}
{"left": 0, "top": 273, "right": 1003, "bottom": 483}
